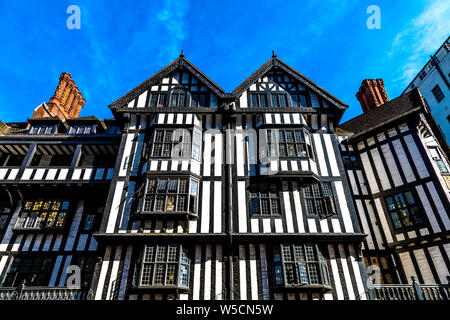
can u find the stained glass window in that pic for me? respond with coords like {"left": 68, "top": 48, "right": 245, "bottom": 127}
{"left": 384, "top": 191, "right": 423, "bottom": 230}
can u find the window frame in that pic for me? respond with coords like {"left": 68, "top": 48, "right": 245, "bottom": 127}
{"left": 14, "top": 199, "right": 70, "bottom": 231}
{"left": 142, "top": 177, "right": 200, "bottom": 216}
{"left": 429, "top": 147, "right": 449, "bottom": 173}
{"left": 274, "top": 244, "right": 331, "bottom": 288}
{"left": 248, "top": 181, "right": 282, "bottom": 216}
{"left": 2, "top": 255, "right": 54, "bottom": 287}
{"left": 149, "top": 128, "right": 201, "bottom": 160}
{"left": 265, "top": 128, "right": 314, "bottom": 160}
{"left": 384, "top": 191, "right": 425, "bottom": 231}
{"left": 302, "top": 182, "right": 336, "bottom": 218}
{"left": 138, "top": 244, "right": 190, "bottom": 289}
{"left": 431, "top": 84, "right": 445, "bottom": 103}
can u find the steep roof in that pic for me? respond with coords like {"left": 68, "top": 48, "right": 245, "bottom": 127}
{"left": 109, "top": 55, "right": 226, "bottom": 111}
{"left": 233, "top": 55, "right": 348, "bottom": 110}
{"left": 337, "top": 89, "right": 424, "bottom": 138}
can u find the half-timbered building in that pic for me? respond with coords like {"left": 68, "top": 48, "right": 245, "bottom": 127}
{"left": 1, "top": 55, "right": 447, "bottom": 301}
{"left": 90, "top": 53, "right": 368, "bottom": 301}
{"left": 338, "top": 80, "right": 450, "bottom": 288}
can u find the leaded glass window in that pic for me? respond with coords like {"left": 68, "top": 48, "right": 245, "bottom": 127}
{"left": 150, "top": 129, "right": 201, "bottom": 160}
{"left": 139, "top": 244, "right": 190, "bottom": 288}
{"left": 249, "top": 182, "right": 281, "bottom": 215}
{"left": 15, "top": 200, "right": 70, "bottom": 230}
{"left": 275, "top": 244, "right": 330, "bottom": 287}
{"left": 385, "top": 191, "right": 424, "bottom": 230}
{"left": 266, "top": 129, "right": 313, "bottom": 159}
{"left": 143, "top": 177, "right": 199, "bottom": 214}
{"left": 302, "top": 182, "right": 336, "bottom": 218}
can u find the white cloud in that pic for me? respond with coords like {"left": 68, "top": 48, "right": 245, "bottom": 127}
{"left": 156, "top": 0, "right": 189, "bottom": 63}
{"left": 391, "top": 1, "right": 450, "bottom": 86}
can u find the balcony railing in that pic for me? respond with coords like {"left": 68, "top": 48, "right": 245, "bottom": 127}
{"left": 370, "top": 276, "right": 450, "bottom": 300}
{"left": 0, "top": 286, "right": 93, "bottom": 301}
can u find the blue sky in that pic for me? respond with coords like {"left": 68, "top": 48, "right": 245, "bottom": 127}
{"left": 0, "top": 0, "right": 448, "bottom": 123}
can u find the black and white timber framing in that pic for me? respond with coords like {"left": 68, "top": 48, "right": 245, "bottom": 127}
{"left": 338, "top": 90, "right": 450, "bottom": 286}
{"left": 0, "top": 55, "right": 448, "bottom": 301}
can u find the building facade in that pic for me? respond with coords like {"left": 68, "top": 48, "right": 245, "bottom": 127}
{"left": 339, "top": 80, "right": 450, "bottom": 288}
{"left": 404, "top": 36, "right": 450, "bottom": 143}
{"left": 0, "top": 54, "right": 448, "bottom": 301}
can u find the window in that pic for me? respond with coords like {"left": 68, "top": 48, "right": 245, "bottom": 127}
{"left": 250, "top": 93, "right": 268, "bottom": 107}
{"left": 364, "top": 255, "right": 394, "bottom": 284}
{"left": 429, "top": 147, "right": 449, "bottom": 173}
{"left": 431, "top": 85, "right": 445, "bottom": 103}
{"left": 342, "top": 154, "right": 359, "bottom": 169}
{"left": 266, "top": 129, "right": 313, "bottom": 159}
{"left": 0, "top": 201, "right": 11, "bottom": 233}
{"left": 303, "top": 182, "right": 336, "bottom": 218}
{"left": 3, "top": 256, "right": 54, "bottom": 287}
{"left": 30, "top": 154, "right": 73, "bottom": 167}
{"left": 68, "top": 125, "right": 94, "bottom": 135}
{"left": 385, "top": 192, "right": 424, "bottom": 230}
{"left": 169, "top": 92, "right": 186, "bottom": 107}
{"left": 150, "top": 129, "right": 201, "bottom": 160}
{"left": 274, "top": 244, "right": 330, "bottom": 286}
{"left": 73, "top": 256, "right": 97, "bottom": 288}
{"left": 143, "top": 178, "right": 199, "bottom": 214}
{"left": 0, "top": 153, "right": 25, "bottom": 167}
{"left": 270, "top": 93, "right": 288, "bottom": 107}
{"left": 418, "top": 70, "right": 426, "bottom": 80}
{"left": 139, "top": 244, "right": 190, "bottom": 288}
{"left": 149, "top": 94, "right": 167, "bottom": 107}
{"left": 191, "top": 94, "right": 207, "bottom": 107}
{"left": 291, "top": 94, "right": 308, "bottom": 107}
{"left": 15, "top": 200, "right": 70, "bottom": 230}
{"left": 249, "top": 182, "right": 281, "bottom": 215}
{"left": 29, "top": 125, "right": 56, "bottom": 135}
{"left": 78, "top": 153, "right": 117, "bottom": 167}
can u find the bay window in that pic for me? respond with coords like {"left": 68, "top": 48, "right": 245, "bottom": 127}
{"left": 143, "top": 177, "right": 199, "bottom": 215}
{"left": 138, "top": 244, "right": 190, "bottom": 288}
{"left": 303, "top": 182, "right": 336, "bottom": 218}
{"left": 274, "top": 244, "right": 330, "bottom": 287}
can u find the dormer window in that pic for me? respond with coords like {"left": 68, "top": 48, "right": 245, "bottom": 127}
{"left": 68, "top": 125, "right": 94, "bottom": 135}
{"left": 29, "top": 125, "right": 56, "bottom": 135}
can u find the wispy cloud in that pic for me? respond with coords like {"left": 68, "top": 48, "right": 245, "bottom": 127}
{"left": 391, "top": 1, "right": 450, "bottom": 86}
{"left": 156, "top": 0, "right": 189, "bottom": 64}
{"left": 303, "top": 0, "right": 358, "bottom": 36}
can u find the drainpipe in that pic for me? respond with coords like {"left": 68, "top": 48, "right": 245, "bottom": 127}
{"left": 224, "top": 103, "right": 235, "bottom": 300}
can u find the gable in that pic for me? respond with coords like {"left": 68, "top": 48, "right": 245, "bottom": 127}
{"left": 234, "top": 57, "right": 348, "bottom": 110}
{"left": 109, "top": 57, "right": 224, "bottom": 111}
{"left": 241, "top": 68, "right": 334, "bottom": 109}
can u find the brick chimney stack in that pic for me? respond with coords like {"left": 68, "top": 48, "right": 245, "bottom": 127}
{"left": 356, "top": 79, "right": 389, "bottom": 113}
{"left": 31, "top": 72, "right": 86, "bottom": 120}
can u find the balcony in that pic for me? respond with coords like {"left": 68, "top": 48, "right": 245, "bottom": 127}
{"left": 369, "top": 277, "right": 450, "bottom": 300}
{"left": 0, "top": 286, "right": 93, "bottom": 300}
